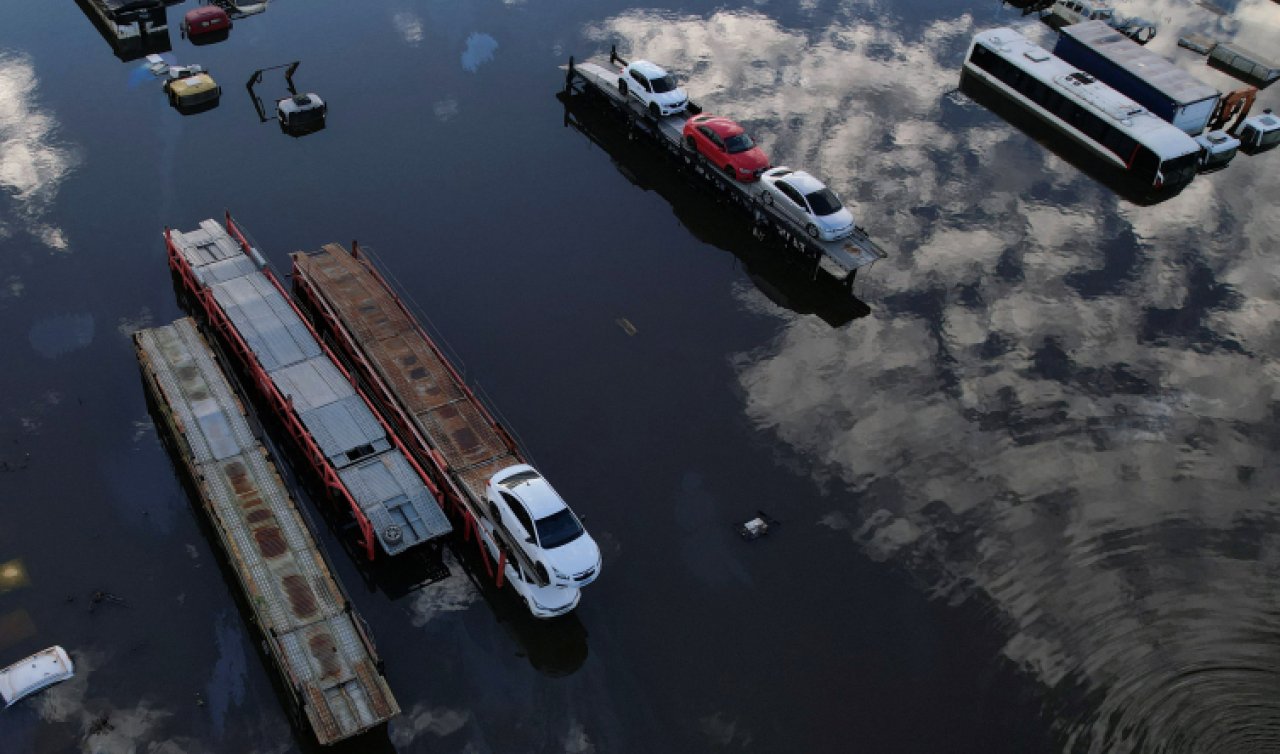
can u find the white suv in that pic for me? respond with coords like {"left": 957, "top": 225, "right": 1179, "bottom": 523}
{"left": 486, "top": 465, "right": 601, "bottom": 588}
{"left": 617, "top": 60, "right": 689, "bottom": 118}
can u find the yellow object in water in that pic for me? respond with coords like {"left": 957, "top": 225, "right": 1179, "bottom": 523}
{"left": 167, "top": 74, "right": 221, "bottom": 106}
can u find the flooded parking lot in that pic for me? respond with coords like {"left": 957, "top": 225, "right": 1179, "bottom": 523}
{"left": 0, "top": 0, "right": 1278, "bottom": 752}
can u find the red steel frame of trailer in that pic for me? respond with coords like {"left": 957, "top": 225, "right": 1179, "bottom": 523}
{"left": 165, "top": 212, "right": 446, "bottom": 561}
{"left": 291, "top": 243, "right": 523, "bottom": 588}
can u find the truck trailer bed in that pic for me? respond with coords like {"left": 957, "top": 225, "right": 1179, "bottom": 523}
{"left": 135, "top": 318, "right": 398, "bottom": 745}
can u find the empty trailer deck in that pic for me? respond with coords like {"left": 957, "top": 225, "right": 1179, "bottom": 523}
{"left": 165, "top": 215, "right": 451, "bottom": 560}
{"left": 135, "top": 318, "right": 398, "bottom": 745}
{"left": 290, "top": 244, "right": 563, "bottom": 592}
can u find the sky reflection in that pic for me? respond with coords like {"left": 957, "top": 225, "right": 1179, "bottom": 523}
{"left": 0, "top": 52, "right": 75, "bottom": 253}
{"left": 595, "top": 6, "right": 1280, "bottom": 752}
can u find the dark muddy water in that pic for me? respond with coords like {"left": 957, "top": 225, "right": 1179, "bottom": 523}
{"left": 1, "top": 1, "right": 1278, "bottom": 753}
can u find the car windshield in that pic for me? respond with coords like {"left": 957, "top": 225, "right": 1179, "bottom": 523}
{"left": 650, "top": 75, "right": 678, "bottom": 94}
{"left": 724, "top": 133, "right": 755, "bottom": 154}
{"left": 535, "top": 509, "right": 584, "bottom": 549}
{"left": 805, "top": 189, "right": 843, "bottom": 216}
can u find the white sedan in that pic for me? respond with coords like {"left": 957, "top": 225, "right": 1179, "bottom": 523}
{"left": 485, "top": 465, "right": 601, "bottom": 589}
{"left": 757, "top": 167, "right": 857, "bottom": 241}
{"left": 617, "top": 59, "right": 689, "bottom": 118}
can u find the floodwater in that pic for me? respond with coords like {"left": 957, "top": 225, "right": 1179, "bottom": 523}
{"left": 1, "top": 0, "right": 1278, "bottom": 752}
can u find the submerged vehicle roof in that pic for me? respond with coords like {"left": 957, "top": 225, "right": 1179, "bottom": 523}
{"left": 1059, "top": 22, "right": 1218, "bottom": 104}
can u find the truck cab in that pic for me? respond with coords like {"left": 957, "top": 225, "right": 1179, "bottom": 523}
{"left": 1237, "top": 110, "right": 1280, "bottom": 153}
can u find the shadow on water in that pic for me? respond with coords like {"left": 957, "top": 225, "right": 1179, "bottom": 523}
{"left": 957, "top": 72, "right": 1190, "bottom": 207}
{"left": 74, "top": 0, "right": 172, "bottom": 62}
{"left": 556, "top": 91, "right": 870, "bottom": 328}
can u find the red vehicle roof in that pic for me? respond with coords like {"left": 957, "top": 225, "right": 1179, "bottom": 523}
{"left": 690, "top": 115, "right": 746, "bottom": 138}
{"left": 185, "top": 7, "right": 230, "bottom": 24}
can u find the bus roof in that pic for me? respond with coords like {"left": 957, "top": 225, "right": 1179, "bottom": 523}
{"left": 972, "top": 28, "right": 1200, "bottom": 157}
{"left": 1059, "top": 21, "right": 1218, "bottom": 105}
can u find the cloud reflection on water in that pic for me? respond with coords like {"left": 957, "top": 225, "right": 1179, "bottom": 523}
{"left": 594, "top": 6, "right": 1280, "bottom": 753}
{"left": 0, "top": 52, "right": 76, "bottom": 252}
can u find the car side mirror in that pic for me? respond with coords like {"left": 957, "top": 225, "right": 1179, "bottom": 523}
{"left": 526, "top": 535, "right": 535, "bottom": 544}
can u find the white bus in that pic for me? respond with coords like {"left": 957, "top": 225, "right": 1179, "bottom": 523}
{"left": 963, "top": 28, "right": 1200, "bottom": 191}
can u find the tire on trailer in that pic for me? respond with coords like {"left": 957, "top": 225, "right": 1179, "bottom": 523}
{"left": 648, "top": 102, "right": 660, "bottom": 119}
{"left": 684, "top": 134, "right": 697, "bottom": 151}
{"left": 806, "top": 224, "right": 820, "bottom": 239}
{"left": 618, "top": 79, "right": 628, "bottom": 97}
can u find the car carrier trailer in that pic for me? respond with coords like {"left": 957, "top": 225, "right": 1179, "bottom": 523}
{"left": 291, "top": 244, "right": 583, "bottom": 618}
{"left": 165, "top": 214, "right": 452, "bottom": 561}
{"left": 135, "top": 318, "right": 398, "bottom": 745}
{"left": 561, "top": 50, "right": 887, "bottom": 288}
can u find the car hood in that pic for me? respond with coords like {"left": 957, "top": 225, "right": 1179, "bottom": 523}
{"left": 816, "top": 207, "right": 856, "bottom": 235}
{"left": 546, "top": 532, "right": 601, "bottom": 575}
{"left": 653, "top": 88, "right": 688, "bottom": 107}
{"left": 733, "top": 147, "right": 769, "bottom": 172}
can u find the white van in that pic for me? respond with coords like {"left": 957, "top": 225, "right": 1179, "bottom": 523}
{"left": 1051, "top": 0, "right": 1116, "bottom": 25}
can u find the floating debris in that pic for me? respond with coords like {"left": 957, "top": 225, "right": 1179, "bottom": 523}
{"left": 738, "top": 511, "right": 779, "bottom": 540}
{"left": 616, "top": 317, "right": 638, "bottom": 336}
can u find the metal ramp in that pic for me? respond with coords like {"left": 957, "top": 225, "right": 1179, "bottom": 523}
{"left": 135, "top": 318, "right": 398, "bottom": 745}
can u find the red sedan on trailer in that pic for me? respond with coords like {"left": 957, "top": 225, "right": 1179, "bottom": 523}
{"left": 681, "top": 114, "right": 770, "bottom": 182}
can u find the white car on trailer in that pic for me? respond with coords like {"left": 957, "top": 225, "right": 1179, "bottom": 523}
{"left": 757, "top": 167, "right": 858, "bottom": 241}
{"left": 617, "top": 59, "right": 689, "bottom": 118}
{"left": 486, "top": 465, "right": 601, "bottom": 590}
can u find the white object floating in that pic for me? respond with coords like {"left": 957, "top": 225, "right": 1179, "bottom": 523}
{"left": 0, "top": 646, "right": 74, "bottom": 707}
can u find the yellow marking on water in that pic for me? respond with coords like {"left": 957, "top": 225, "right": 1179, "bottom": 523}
{"left": 0, "top": 559, "right": 29, "bottom": 593}
{"left": 0, "top": 609, "right": 36, "bottom": 649}
{"left": 616, "top": 318, "right": 638, "bottom": 336}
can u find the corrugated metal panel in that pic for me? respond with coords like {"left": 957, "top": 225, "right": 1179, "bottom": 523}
{"left": 135, "top": 318, "right": 399, "bottom": 745}
{"left": 199, "top": 255, "right": 260, "bottom": 285}
{"left": 340, "top": 453, "right": 453, "bottom": 552}
{"left": 298, "top": 397, "right": 392, "bottom": 467}
{"left": 271, "top": 357, "right": 358, "bottom": 412}
{"left": 212, "top": 274, "right": 321, "bottom": 373}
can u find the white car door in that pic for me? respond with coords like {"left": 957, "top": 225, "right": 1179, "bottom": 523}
{"left": 627, "top": 69, "right": 650, "bottom": 107}
{"left": 774, "top": 180, "right": 811, "bottom": 227}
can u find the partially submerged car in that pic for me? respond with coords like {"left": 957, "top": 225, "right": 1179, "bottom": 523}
{"left": 617, "top": 59, "right": 688, "bottom": 118}
{"left": 0, "top": 646, "right": 74, "bottom": 707}
{"left": 682, "top": 114, "right": 770, "bottom": 181}
{"left": 277, "top": 93, "right": 326, "bottom": 134}
{"left": 165, "top": 68, "right": 221, "bottom": 108}
{"left": 182, "top": 6, "right": 232, "bottom": 41}
{"left": 485, "top": 465, "right": 601, "bottom": 589}
{"left": 757, "top": 167, "right": 857, "bottom": 241}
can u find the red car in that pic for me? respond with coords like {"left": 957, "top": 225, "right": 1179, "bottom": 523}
{"left": 182, "top": 7, "right": 232, "bottom": 39}
{"left": 681, "top": 114, "right": 770, "bottom": 182}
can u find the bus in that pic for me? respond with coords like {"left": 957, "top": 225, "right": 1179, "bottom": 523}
{"left": 963, "top": 28, "right": 1200, "bottom": 191}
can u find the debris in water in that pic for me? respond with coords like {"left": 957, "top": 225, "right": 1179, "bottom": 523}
{"left": 88, "top": 591, "right": 129, "bottom": 612}
{"left": 738, "top": 511, "right": 779, "bottom": 540}
{"left": 616, "top": 317, "right": 638, "bottom": 336}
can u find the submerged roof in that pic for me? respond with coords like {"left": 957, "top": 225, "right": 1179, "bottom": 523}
{"left": 1059, "top": 21, "right": 1218, "bottom": 104}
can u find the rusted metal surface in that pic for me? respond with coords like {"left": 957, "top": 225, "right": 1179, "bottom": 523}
{"left": 135, "top": 318, "right": 399, "bottom": 745}
{"left": 294, "top": 245, "right": 518, "bottom": 491}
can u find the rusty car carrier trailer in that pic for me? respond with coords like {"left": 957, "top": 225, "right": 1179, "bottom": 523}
{"left": 165, "top": 214, "right": 452, "bottom": 561}
{"left": 135, "top": 318, "right": 398, "bottom": 745}
{"left": 291, "top": 244, "right": 585, "bottom": 617}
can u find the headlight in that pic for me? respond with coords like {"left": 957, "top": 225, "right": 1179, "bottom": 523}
{"left": 737, "top": 167, "right": 751, "bottom": 174}
{"left": 552, "top": 566, "right": 569, "bottom": 579}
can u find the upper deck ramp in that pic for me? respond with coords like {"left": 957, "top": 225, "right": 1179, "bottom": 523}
{"left": 135, "top": 318, "right": 398, "bottom": 745}
{"left": 166, "top": 217, "right": 451, "bottom": 558}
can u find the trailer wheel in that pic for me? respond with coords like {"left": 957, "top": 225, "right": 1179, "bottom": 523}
{"left": 723, "top": 163, "right": 734, "bottom": 176}
{"left": 806, "top": 224, "right": 819, "bottom": 239}
{"left": 648, "top": 102, "right": 660, "bottom": 119}
{"left": 761, "top": 192, "right": 773, "bottom": 206}
{"left": 488, "top": 501, "right": 500, "bottom": 522}
{"left": 684, "top": 134, "right": 697, "bottom": 151}
{"left": 618, "top": 79, "right": 628, "bottom": 97}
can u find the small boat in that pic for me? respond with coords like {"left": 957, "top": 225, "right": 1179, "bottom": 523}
{"left": 0, "top": 646, "right": 74, "bottom": 707}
